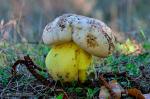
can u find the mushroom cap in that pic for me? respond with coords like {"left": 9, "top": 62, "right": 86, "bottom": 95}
{"left": 42, "top": 14, "right": 116, "bottom": 57}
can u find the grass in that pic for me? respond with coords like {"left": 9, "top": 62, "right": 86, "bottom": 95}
{"left": 0, "top": 40, "right": 150, "bottom": 98}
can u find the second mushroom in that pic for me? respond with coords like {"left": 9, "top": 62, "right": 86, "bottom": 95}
{"left": 42, "top": 14, "right": 116, "bottom": 83}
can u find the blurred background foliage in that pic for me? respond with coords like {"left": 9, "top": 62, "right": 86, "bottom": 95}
{"left": 0, "top": 0, "right": 150, "bottom": 43}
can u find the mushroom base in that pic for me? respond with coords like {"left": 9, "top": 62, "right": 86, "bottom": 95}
{"left": 45, "top": 42, "right": 92, "bottom": 82}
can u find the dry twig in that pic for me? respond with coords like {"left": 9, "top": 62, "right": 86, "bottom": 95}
{"left": 12, "top": 55, "right": 52, "bottom": 87}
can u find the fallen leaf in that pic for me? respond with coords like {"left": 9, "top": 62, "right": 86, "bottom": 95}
{"left": 127, "top": 88, "right": 145, "bottom": 99}
{"left": 109, "top": 80, "right": 124, "bottom": 99}
{"left": 99, "top": 86, "right": 110, "bottom": 99}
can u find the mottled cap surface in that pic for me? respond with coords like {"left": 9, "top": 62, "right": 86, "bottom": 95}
{"left": 42, "top": 14, "right": 116, "bottom": 57}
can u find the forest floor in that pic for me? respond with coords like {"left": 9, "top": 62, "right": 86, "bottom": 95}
{"left": 0, "top": 39, "right": 150, "bottom": 98}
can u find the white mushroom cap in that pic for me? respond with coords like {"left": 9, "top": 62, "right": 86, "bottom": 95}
{"left": 42, "top": 14, "right": 116, "bottom": 57}
{"left": 42, "top": 15, "right": 72, "bottom": 45}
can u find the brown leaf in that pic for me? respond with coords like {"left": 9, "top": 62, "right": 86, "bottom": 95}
{"left": 127, "top": 88, "right": 145, "bottom": 99}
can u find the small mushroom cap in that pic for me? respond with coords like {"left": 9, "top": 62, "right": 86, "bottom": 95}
{"left": 42, "top": 14, "right": 116, "bottom": 57}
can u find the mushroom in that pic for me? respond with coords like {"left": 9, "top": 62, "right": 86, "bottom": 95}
{"left": 42, "top": 14, "right": 116, "bottom": 82}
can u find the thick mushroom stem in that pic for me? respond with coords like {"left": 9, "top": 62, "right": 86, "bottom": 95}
{"left": 45, "top": 41, "right": 92, "bottom": 82}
